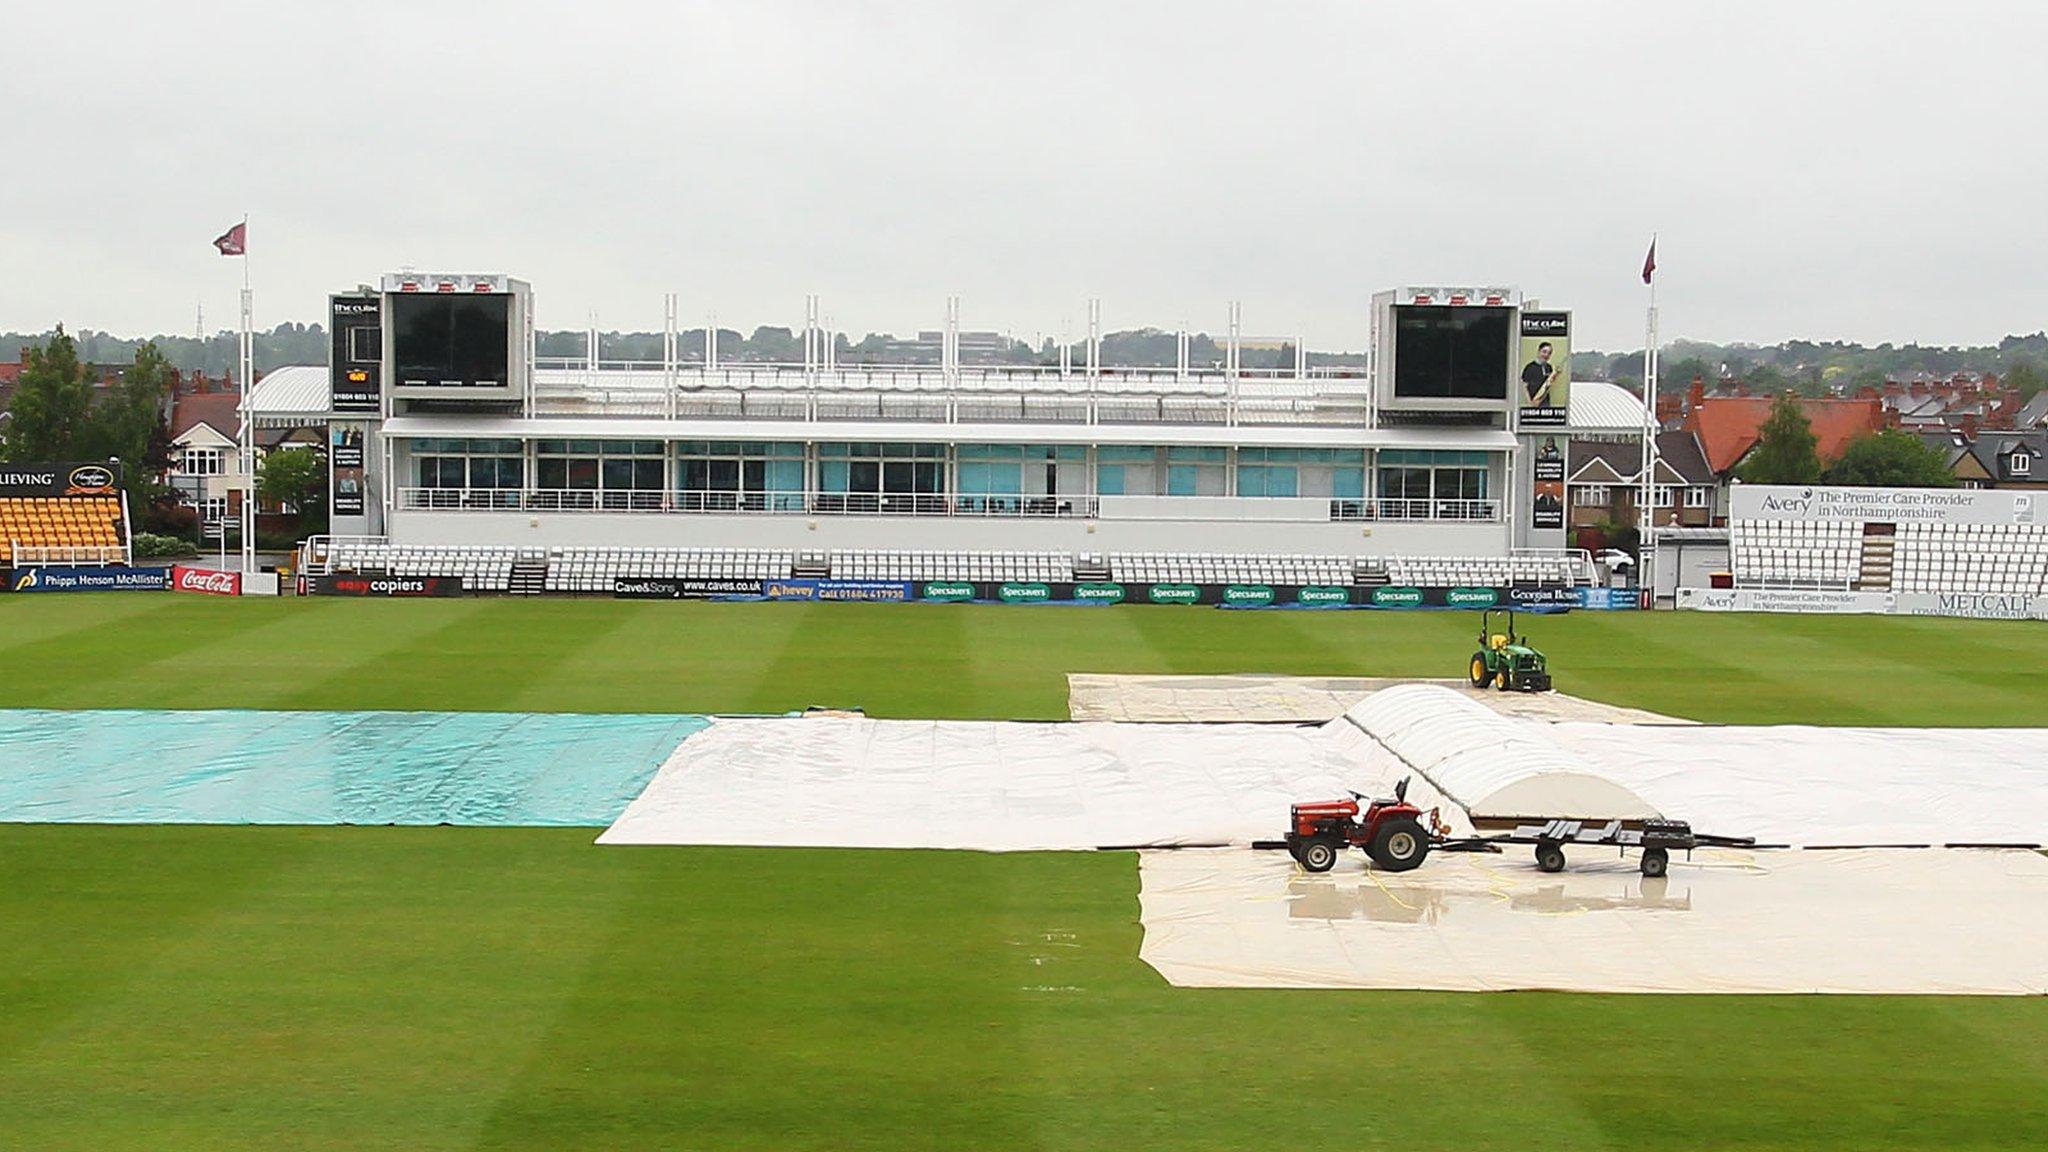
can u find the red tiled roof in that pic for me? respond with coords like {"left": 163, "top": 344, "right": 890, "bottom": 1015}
{"left": 1683, "top": 396, "right": 1887, "bottom": 474}
{"left": 170, "top": 391, "right": 242, "bottom": 440}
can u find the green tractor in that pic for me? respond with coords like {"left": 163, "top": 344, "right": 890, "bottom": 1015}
{"left": 1467, "top": 608, "right": 1553, "bottom": 693}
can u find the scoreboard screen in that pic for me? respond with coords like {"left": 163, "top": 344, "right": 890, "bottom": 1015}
{"left": 1392, "top": 305, "right": 1512, "bottom": 401}
{"left": 391, "top": 293, "right": 511, "bottom": 389}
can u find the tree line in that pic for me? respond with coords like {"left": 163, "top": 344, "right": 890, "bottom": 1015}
{"left": 1581, "top": 333, "right": 2048, "bottom": 401}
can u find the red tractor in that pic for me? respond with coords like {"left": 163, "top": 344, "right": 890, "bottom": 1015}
{"left": 1284, "top": 778, "right": 1438, "bottom": 873}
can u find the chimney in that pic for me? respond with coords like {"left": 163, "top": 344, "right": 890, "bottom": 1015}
{"left": 1959, "top": 413, "right": 1979, "bottom": 438}
{"left": 1688, "top": 375, "right": 1705, "bottom": 412}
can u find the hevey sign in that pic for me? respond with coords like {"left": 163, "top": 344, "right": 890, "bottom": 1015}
{"left": 0, "top": 462, "right": 120, "bottom": 497}
{"left": 1734, "top": 484, "right": 2035, "bottom": 527}
{"left": 172, "top": 565, "right": 242, "bottom": 596}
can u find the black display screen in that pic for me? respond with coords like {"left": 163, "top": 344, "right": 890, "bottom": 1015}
{"left": 391, "top": 294, "right": 510, "bottom": 388}
{"left": 1392, "top": 306, "right": 1511, "bottom": 400}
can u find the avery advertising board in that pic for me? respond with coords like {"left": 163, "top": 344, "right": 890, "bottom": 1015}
{"left": 1732, "top": 485, "right": 2035, "bottom": 527}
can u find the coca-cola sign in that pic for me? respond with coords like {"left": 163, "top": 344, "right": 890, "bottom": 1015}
{"left": 172, "top": 565, "right": 242, "bottom": 596}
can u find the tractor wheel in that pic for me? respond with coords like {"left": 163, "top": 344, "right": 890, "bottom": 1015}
{"left": 1298, "top": 839, "right": 1340, "bottom": 873}
{"left": 1640, "top": 847, "right": 1670, "bottom": 879}
{"left": 1368, "top": 818, "right": 1431, "bottom": 872}
{"left": 1468, "top": 653, "right": 1493, "bottom": 688}
{"left": 1495, "top": 666, "right": 1515, "bottom": 692}
{"left": 1535, "top": 841, "right": 1567, "bottom": 873}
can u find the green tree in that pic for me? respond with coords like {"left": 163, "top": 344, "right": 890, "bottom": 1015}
{"left": 1823, "top": 430, "right": 1958, "bottom": 487}
{"left": 1737, "top": 395, "right": 1822, "bottom": 484}
{"left": 2004, "top": 359, "right": 2046, "bottom": 400}
{"left": 257, "top": 447, "right": 329, "bottom": 537}
{"left": 4, "top": 326, "right": 94, "bottom": 461}
{"left": 91, "top": 341, "right": 177, "bottom": 504}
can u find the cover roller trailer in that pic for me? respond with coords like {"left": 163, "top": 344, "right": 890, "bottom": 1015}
{"left": 1480, "top": 817, "right": 1757, "bottom": 878}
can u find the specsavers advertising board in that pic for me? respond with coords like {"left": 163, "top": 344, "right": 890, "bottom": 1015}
{"left": 1517, "top": 311, "right": 1569, "bottom": 428}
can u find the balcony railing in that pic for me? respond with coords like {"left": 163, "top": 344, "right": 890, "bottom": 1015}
{"left": 1330, "top": 498, "right": 1501, "bottom": 522}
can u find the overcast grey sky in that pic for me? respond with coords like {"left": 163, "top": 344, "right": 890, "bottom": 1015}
{"left": 3, "top": 1, "right": 2044, "bottom": 351}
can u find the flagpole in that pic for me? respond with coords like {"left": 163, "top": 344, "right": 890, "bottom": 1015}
{"left": 1638, "top": 238, "right": 1660, "bottom": 606}
{"left": 238, "top": 213, "right": 255, "bottom": 575}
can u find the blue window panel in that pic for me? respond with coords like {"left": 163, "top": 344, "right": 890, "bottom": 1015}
{"left": 1238, "top": 466, "right": 1298, "bottom": 497}
{"left": 1168, "top": 465, "right": 1199, "bottom": 496}
{"left": 957, "top": 462, "right": 1023, "bottom": 495}
{"left": 765, "top": 459, "right": 805, "bottom": 492}
{"left": 1333, "top": 467, "right": 1365, "bottom": 499}
{"left": 1097, "top": 465, "right": 1125, "bottom": 495}
{"left": 820, "top": 461, "right": 850, "bottom": 492}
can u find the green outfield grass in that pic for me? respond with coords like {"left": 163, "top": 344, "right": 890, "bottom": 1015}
{"left": 2, "top": 596, "right": 2046, "bottom": 1149}
{"left": 2, "top": 594, "right": 2045, "bottom": 723}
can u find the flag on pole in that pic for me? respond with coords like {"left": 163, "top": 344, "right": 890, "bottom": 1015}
{"left": 1641, "top": 237, "right": 1657, "bottom": 285}
{"left": 212, "top": 222, "right": 246, "bottom": 256}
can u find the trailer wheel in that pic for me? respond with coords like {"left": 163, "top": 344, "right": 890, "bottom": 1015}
{"left": 1640, "top": 847, "right": 1669, "bottom": 878}
{"left": 1468, "top": 654, "right": 1493, "bottom": 688}
{"left": 1368, "top": 818, "right": 1430, "bottom": 872}
{"left": 1535, "top": 841, "right": 1567, "bottom": 873}
{"left": 1298, "top": 839, "right": 1339, "bottom": 873}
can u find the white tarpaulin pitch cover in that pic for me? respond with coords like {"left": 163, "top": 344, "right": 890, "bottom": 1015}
{"left": 603, "top": 687, "right": 2048, "bottom": 850}
{"left": 598, "top": 715, "right": 1469, "bottom": 850}
{"left": 1138, "top": 847, "right": 2048, "bottom": 994}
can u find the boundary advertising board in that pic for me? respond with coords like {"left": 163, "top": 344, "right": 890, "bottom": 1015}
{"left": 599, "top": 578, "right": 1590, "bottom": 612}
{"left": 171, "top": 565, "right": 242, "bottom": 596}
{"left": 11, "top": 565, "right": 169, "bottom": 592}
{"left": 311, "top": 575, "right": 465, "bottom": 597}
{"left": 1732, "top": 484, "right": 2035, "bottom": 527}
{"left": 762, "top": 579, "right": 913, "bottom": 602}
{"left": 614, "top": 578, "right": 767, "bottom": 600}
{"left": 1679, "top": 586, "right": 2048, "bottom": 621}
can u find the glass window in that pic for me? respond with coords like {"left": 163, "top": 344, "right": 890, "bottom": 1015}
{"left": 1332, "top": 467, "right": 1365, "bottom": 499}
{"left": 1237, "top": 465, "right": 1299, "bottom": 497}
{"left": 1097, "top": 464, "right": 1125, "bottom": 495}
{"left": 958, "top": 461, "right": 1023, "bottom": 495}
{"left": 1378, "top": 467, "right": 1431, "bottom": 500}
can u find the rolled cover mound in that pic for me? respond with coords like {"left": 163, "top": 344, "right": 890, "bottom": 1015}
{"left": 1342, "top": 684, "right": 1661, "bottom": 826}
